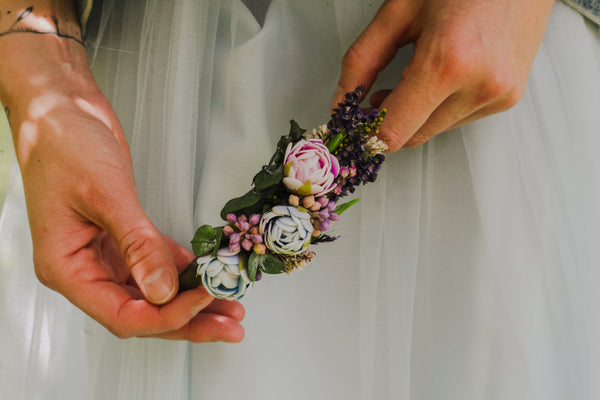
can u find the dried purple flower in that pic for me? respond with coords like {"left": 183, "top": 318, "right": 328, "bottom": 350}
{"left": 327, "top": 85, "right": 368, "bottom": 138}
{"left": 328, "top": 108, "right": 387, "bottom": 200}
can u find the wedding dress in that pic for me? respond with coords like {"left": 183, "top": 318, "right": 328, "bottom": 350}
{"left": 1, "top": 1, "right": 600, "bottom": 399}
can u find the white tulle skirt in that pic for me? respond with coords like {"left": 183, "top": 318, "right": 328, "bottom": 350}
{"left": 1, "top": 1, "right": 600, "bottom": 399}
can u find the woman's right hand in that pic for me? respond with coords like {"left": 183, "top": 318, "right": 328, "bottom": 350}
{"left": 0, "top": 3, "right": 245, "bottom": 342}
{"left": 333, "top": 0, "right": 555, "bottom": 151}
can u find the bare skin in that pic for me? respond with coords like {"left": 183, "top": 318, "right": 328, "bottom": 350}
{"left": 0, "top": 0, "right": 244, "bottom": 342}
{"left": 333, "top": 0, "right": 556, "bottom": 151}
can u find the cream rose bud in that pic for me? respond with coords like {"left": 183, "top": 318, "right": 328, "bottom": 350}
{"left": 259, "top": 205, "right": 313, "bottom": 255}
{"left": 195, "top": 248, "right": 251, "bottom": 300}
{"left": 282, "top": 139, "right": 340, "bottom": 197}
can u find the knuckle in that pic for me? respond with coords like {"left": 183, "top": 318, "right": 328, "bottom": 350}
{"left": 32, "top": 253, "right": 58, "bottom": 289}
{"left": 479, "top": 70, "right": 516, "bottom": 103}
{"left": 106, "top": 324, "right": 133, "bottom": 339}
{"left": 162, "top": 312, "right": 190, "bottom": 333}
{"left": 73, "top": 180, "right": 98, "bottom": 203}
{"left": 501, "top": 84, "right": 526, "bottom": 110}
{"left": 120, "top": 226, "right": 161, "bottom": 269}
{"left": 404, "top": 135, "right": 429, "bottom": 149}
{"left": 107, "top": 303, "right": 137, "bottom": 339}
{"left": 33, "top": 260, "right": 52, "bottom": 288}
{"left": 342, "top": 43, "right": 367, "bottom": 71}
{"left": 231, "top": 303, "right": 246, "bottom": 322}
{"left": 73, "top": 179, "right": 109, "bottom": 216}
{"left": 190, "top": 318, "right": 229, "bottom": 344}
{"left": 433, "top": 38, "right": 477, "bottom": 81}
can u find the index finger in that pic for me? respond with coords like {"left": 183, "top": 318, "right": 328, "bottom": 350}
{"left": 74, "top": 278, "right": 216, "bottom": 338}
{"left": 331, "top": 0, "right": 418, "bottom": 110}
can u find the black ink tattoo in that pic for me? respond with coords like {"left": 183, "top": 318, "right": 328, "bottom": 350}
{"left": 0, "top": 6, "right": 84, "bottom": 46}
{"left": 4, "top": 106, "right": 10, "bottom": 127}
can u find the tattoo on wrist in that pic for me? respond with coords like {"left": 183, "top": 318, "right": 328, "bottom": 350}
{"left": 4, "top": 106, "right": 10, "bottom": 127}
{"left": 0, "top": 6, "right": 84, "bottom": 46}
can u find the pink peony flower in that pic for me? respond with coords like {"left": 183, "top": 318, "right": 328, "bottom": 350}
{"left": 282, "top": 139, "right": 340, "bottom": 197}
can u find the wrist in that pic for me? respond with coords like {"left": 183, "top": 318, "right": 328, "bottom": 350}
{"left": 0, "top": 1, "right": 96, "bottom": 120}
{"left": 0, "top": 34, "right": 96, "bottom": 109}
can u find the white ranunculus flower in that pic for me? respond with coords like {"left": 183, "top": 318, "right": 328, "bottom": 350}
{"left": 259, "top": 205, "right": 313, "bottom": 255}
{"left": 196, "top": 248, "right": 251, "bottom": 300}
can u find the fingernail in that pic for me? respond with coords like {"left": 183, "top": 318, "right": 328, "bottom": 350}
{"left": 142, "top": 269, "right": 176, "bottom": 304}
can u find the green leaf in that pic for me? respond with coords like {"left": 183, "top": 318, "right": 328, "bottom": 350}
{"left": 191, "top": 225, "right": 217, "bottom": 256}
{"left": 210, "top": 227, "right": 224, "bottom": 257}
{"left": 266, "top": 135, "right": 292, "bottom": 169}
{"left": 248, "top": 253, "right": 285, "bottom": 278}
{"left": 334, "top": 198, "right": 360, "bottom": 215}
{"left": 326, "top": 129, "right": 347, "bottom": 153}
{"left": 247, "top": 253, "right": 260, "bottom": 282}
{"left": 220, "top": 190, "right": 263, "bottom": 220}
{"left": 260, "top": 254, "right": 286, "bottom": 274}
{"left": 289, "top": 120, "right": 306, "bottom": 141}
{"left": 253, "top": 164, "right": 284, "bottom": 191}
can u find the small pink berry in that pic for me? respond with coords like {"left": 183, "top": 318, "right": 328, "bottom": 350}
{"left": 239, "top": 221, "right": 249, "bottom": 232}
{"left": 319, "top": 220, "right": 332, "bottom": 232}
{"left": 251, "top": 234, "right": 263, "bottom": 244}
{"left": 317, "top": 196, "right": 328, "bottom": 207}
{"left": 249, "top": 214, "right": 261, "bottom": 226}
{"left": 226, "top": 213, "right": 237, "bottom": 224}
{"left": 242, "top": 238, "right": 253, "bottom": 251}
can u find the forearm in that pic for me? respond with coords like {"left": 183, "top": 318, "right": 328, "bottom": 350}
{"left": 0, "top": 1, "right": 93, "bottom": 115}
{"left": 0, "top": 1, "right": 104, "bottom": 166}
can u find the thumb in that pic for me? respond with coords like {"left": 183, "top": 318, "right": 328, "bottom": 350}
{"left": 99, "top": 198, "right": 179, "bottom": 305}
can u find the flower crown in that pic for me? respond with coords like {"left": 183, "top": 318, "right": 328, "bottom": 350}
{"left": 179, "top": 86, "right": 387, "bottom": 300}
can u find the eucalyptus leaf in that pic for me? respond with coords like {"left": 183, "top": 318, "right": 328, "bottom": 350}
{"left": 334, "top": 198, "right": 360, "bottom": 215}
{"left": 220, "top": 190, "right": 263, "bottom": 220}
{"left": 261, "top": 254, "right": 286, "bottom": 274}
{"left": 253, "top": 165, "right": 283, "bottom": 191}
{"left": 191, "top": 225, "right": 217, "bottom": 256}
{"left": 288, "top": 119, "right": 306, "bottom": 141}
{"left": 267, "top": 135, "right": 292, "bottom": 168}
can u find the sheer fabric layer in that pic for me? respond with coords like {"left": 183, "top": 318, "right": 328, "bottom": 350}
{"left": 1, "top": 1, "right": 600, "bottom": 399}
